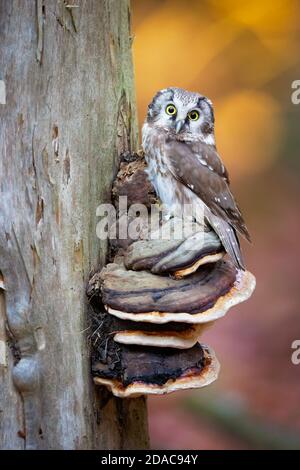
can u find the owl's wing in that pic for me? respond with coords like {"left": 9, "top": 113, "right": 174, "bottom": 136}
{"left": 165, "top": 139, "right": 250, "bottom": 241}
{"left": 164, "top": 139, "right": 251, "bottom": 270}
{"left": 188, "top": 140, "right": 230, "bottom": 184}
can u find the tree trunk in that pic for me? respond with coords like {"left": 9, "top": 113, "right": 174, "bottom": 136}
{"left": 0, "top": 0, "right": 149, "bottom": 450}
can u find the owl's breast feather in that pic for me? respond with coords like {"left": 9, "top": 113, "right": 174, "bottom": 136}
{"left": 142, "top": 122, "right": 206, "bottom": 217}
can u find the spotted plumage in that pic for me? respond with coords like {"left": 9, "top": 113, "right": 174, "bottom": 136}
{"left": 142, "top": 87, "right": 251, "bottom": 270}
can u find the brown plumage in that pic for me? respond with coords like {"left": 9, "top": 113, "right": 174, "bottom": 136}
{"left": 165, "top": 139, "right": 251, "bottom": 241}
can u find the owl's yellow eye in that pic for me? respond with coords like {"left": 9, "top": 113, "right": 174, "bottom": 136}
{"left": 165, "top": 104, "right": 177, "bottom": 116}
{"left": 188, "top": 110, "right": 200, "bottom": 121}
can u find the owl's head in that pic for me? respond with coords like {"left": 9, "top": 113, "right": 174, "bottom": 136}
{"left": 146, "top": 87, "right": 215, "bottom": 143}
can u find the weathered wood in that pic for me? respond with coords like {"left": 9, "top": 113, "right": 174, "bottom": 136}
{"left": 0, "top": 276, "right": 24, "bottom": 449}
{"left": 0, "top": 0, "right": 149, "bottom": 450}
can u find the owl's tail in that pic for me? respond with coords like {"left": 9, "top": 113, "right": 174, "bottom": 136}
{"left": 207, "top": 213, "right": 245, "bottom": 270}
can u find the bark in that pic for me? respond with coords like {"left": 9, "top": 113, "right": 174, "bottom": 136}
{"left": 0, "top": 0, "right": 149, "bottom": 450}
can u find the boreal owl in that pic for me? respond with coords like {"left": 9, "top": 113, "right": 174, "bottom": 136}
{"left": 142, "top": 87, "right": 251, "bottom": 270}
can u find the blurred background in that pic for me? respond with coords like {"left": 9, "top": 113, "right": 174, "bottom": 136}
{"left": 131, "top": 0, "right": 300, "bottom": 449}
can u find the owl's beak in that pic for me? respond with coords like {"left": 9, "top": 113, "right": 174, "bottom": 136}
{"left": 175, "top": 119, "right": 185, "bottom": 134}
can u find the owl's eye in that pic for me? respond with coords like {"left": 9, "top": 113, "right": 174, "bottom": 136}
{"left": 188, "top": 110, "right": 200, "bottom": 121}
{"left": 165, "top": 104, "right": 177, "bottom": 116}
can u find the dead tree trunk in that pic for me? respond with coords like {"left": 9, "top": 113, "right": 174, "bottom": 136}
{"left": 0, "top": 0, "right": 149, "bottom": 450}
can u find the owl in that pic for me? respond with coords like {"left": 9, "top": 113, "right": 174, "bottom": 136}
{"left": 142, "top": 87, "right": 251, "bottom": 270}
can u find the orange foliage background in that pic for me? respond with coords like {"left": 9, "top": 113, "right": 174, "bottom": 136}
{"left": 131, "top": 0, "right": 300, "bottom": 449}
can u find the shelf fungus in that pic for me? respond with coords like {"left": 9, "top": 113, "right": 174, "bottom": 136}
{"left": 124, "top": 223, "right": 226, "bottom": 279}
{"left": 93, "top": 344, "right": 219, "bottom": 398}
{"left": 88, "top": 152, "right": 256, "bottom": 397}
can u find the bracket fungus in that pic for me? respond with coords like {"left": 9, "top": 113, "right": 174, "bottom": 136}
{"left": 93, "top": 344, "right": 219, "bottom": 398}
{"left": 124, "top": 223, "right": 226, "bottom": 278}
{"left": 87, "top": 153, "right": 255, "bottom": 397}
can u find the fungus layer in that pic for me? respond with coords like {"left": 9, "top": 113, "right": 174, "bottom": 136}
{"left": 113, "top": 325, "right": 206, "bottom": 349}
{"left": 99, "top": 259, "right": 255, "bottom": 324}
{"left": 93, "top": 343, "right": 219, "bottom": 398}
{"left": 125, "top": 220, "right": 225, "bottom": 277}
